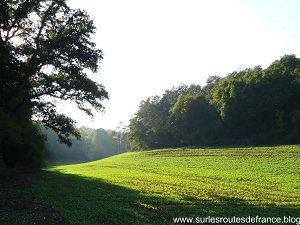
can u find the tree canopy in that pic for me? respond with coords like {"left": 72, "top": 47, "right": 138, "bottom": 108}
{"left": 0, "top": 0, "right": 108, "bottom": 168}
{"left": 129, "top": 54, "right": 300, "bottom": 149}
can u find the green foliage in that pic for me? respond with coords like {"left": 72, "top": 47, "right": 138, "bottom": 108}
{"left": 209, "top": 54, "right": 300, "bottom": 143}
{"left": 129, "top": 85, "right": 199, "bottom": 149}
{"left": 20, "top": 122, "right": 46, "bottom": 169}
{"left": 0, "top": 0, "right": 108, "bottom": 167}
{"left": 43, "top": 127, "right": 121, "bottom": 162}
{"left": 111, "top": 125, "right": 130, "bottom": 154}
{"left": 0, "top": 102, "right": 45, "bottom": 168}
{"left": 169, "top": 94, "right": 219, "bottom": 145}
{"left": 129, "top": 54, "right": 300, "bottom": 148}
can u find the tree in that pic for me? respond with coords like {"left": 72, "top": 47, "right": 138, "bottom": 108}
{"left": 169, "top": 93, "right": 219, "bottom": 146}
{"left": 0, "top": 0, "right": 108, "bottom": 167}
{"left": 43, "top": 127, "right": 120, "bottom": 162}
{"left": 111, "top": 122, "right": 129, "bottom": 154}
{"left": 208, "top": 55, "right": 300, "bottom": 144}
{"left": 128, "top": 85, "right": 200, "bottom": 149}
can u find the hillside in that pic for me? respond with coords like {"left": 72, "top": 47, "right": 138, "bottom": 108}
{"left": 46, "top": 146, "right": 300, "bottom": 224}
{"left": 1, "top": 146, "right": 299, "bottom": 224}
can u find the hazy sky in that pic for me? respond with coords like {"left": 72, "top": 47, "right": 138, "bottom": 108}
{"left": 60, "top": 0, "right": 300, "bottom": 130}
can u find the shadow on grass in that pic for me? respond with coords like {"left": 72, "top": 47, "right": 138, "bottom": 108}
{"left": 0, "top": 172, "right": 300, "bottom": 225}
{"left": 13, "top": 170, "right": 297, "bottom": 225}
{"left": 0, "top": 170, "right": 68, "bottom": 225}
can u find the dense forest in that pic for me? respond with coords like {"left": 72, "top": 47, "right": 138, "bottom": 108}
{"left": 43, "top": 127, "right": 128, "bottom": 162}
{"left": 128, "top": 54, "right": 300, "bottom": 150}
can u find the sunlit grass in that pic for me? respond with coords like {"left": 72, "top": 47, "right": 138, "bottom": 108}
{"left": 48, "top": 146, "right": 299, "bottom": 204}
{"left": 37, "top": 145, "right": 300, "bottom": 224}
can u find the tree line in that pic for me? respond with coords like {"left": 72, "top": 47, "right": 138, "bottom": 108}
{"left": 128, "top": 54, "right": 300, "bottom": 150}
{"left": 43, "top": 127, "right": 128, "bottom": 163}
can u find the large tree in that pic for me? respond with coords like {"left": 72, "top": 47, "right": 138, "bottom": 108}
{"left": 0, "top": 0, "right": 108, "bottom": 167}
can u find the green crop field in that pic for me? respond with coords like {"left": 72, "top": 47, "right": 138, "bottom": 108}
{"left": 1, "top": 145, "right": 300, "bottom": 225}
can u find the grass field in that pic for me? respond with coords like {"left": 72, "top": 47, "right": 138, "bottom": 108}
{"left": 1, "top": 145, "right": 300, "bottom": 224}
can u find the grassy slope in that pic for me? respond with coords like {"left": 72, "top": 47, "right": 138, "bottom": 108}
{"left": 1, "top": 146, "right": 300, "bottom": 224}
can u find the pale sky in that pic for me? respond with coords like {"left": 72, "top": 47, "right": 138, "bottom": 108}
{"left": 59, "top": 0, "right": 300, "bottom": 130}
